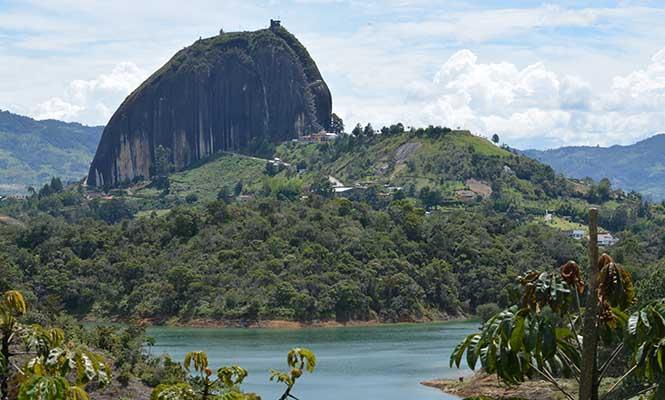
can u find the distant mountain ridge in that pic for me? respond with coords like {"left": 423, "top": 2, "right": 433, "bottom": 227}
{"left": 0, "top": 109, "right": 103, "bottom": 194}
{"left": 524, "top": 134, "right": 665, "bottom": 200}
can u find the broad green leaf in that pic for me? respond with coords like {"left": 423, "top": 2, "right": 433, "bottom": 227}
{"left": 510, "top": 316, "right": 525, "bottom": 351}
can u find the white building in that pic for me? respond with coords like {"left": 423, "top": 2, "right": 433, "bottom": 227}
{"left": 598, "top": 232, "right": 619, "bottom": 246}
{"left": 568, "top": 229, "right": 585, "bottom": 240}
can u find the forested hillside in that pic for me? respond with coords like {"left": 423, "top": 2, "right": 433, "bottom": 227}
{"left": 0, "top": 127, "right": 662, "bottom": 326}
{"left": 525, "top": 134, "right": 665, "bottom": 200}
{"left": 0, "top": 110, "right": 103, "bottom": 194}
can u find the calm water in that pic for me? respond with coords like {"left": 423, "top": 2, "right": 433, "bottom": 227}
{"left": 148, "top": 321, "right": 479, "bottom": 400}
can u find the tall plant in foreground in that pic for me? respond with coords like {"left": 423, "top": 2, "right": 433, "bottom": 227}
{"left": 0, "top": 290, "right": 110, "bottom": 400}
{"left": 152, "top": 348, "right": 316, "bottom": 400}
{"left": 1, "top": 290, "right": 26, "bottom": 400}
{"left": 451, "top": 208, "right": 665, "bottom": 400}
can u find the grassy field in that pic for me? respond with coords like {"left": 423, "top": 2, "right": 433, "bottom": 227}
{"left": 451, "top": 131, "right": 511, "bottom": 157}
{"left": 545, "top": 216, "right": 586, "bottom": 232}
{"left": 132, "top": 152, "right": 267, "bottom": 205}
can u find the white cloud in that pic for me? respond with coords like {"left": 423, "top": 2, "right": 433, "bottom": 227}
{"left": 34, "top": 97, "right": 84, "bottom": 121}
{"left": 372, "top": 4, "right": 603, "bottom": 43}
{"left": 34, "top": 62, "right": 147, "bottom": 125}
{"left": 3, "top": 1, "right": 665, "bottom": 149}
{"left": 605, "top": 49, "right": 665, "bottom": 112}
{"left": 399, "top": 46, "right": 665, "bottom": 148}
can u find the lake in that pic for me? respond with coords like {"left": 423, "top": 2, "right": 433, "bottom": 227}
{"left": 148, "top": 321, "right": 479, "bottom": 400}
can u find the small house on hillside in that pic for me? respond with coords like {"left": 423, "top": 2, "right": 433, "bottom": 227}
{"left": 565, "top": 229, "right": 619, "bottom": 246}
{"left": 567, "top": 229, "right": 586, "bottom": 240}
{"left": 598, "top": 232, "right": 619, "bottom": 246}
{"left": 299, "top": 132, "right": 338, "bottom": 143}
{"left": 455, "top": 190, "right": 478, "bottom": 203}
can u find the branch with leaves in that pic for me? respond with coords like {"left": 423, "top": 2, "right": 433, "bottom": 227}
{"left": 451, "top": 230, "right": 664, "bottom": 400}
{"left": 152, "top": 348, "right": 316, "bottom": 400}
{"left": 0, "top": 290, "right": 111, "bottom": 400}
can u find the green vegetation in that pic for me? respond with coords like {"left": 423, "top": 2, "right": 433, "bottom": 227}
{"left": 152, "top": 347, "right": 316, "bottom": 400}
{"left": 0, "top": 110, "right": 102, "bottom": 194}
{"left": 451, "top": 227, "right": 665, "bottom": 400}
{"left": 526, "top": 134, "right": 665, "bottom": 200}
{"left": 543, "top": 216, "right": 586, "bottom": 232}
{"left": 1, "top": 126, "right": 662, "bottom": 329}
{"left": 138, "top": 152, "right": 267, "bottom": 204}
{"left": 0, "top": 290, "right": 110, "bottom": 400}
{"left": 3, "top": 123, "right": 665, "bottom": 400}
{"left": 0, "top": 288, "right": 317, "bottom": 400}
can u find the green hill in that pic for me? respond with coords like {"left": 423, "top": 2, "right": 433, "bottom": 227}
{"left": 274, "top": 129, "right": 577, "bottom": 212}
{"left": 0, "top": 109, "right": 103, "bottom": 194}
{"left": 1, "top": 126, "right": 654, "bottom": 327}
{"left": 524, "top": 134, "right": 665, "bottom": 200}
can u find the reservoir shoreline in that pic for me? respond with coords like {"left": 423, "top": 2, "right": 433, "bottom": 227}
{"left": 147, "top": 320, "right": 479, "bottom": 400}
{"left": 83, "top": 314, "right": 474, "bottom": 329}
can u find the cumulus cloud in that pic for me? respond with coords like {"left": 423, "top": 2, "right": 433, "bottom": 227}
{"left": 605, "top": 49, "right": 665, "bottom": 112}
{"left": 407, "top": 47, "right": 665, "bottom": 148}
{"left": 34, "top": 62, "right": 147, "bottom": 125}
{"left": 34, "top": 97, "right": 84, "bottom": 121}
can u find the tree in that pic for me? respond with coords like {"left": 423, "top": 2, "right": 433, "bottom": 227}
{"left": 1, "top": 290, "right": 26, "bottom": 400}
{"left": 217, "top": 186, "right": 231, "bottom": 202}
{"left": 330, "top": 281, "right": 368, "bottom": 322}
{"left": 597, "top": 178, "right": 612, "bottom": 202}
{"left": 49, "top": 177, "right": 64, "bottom": 193}
{"left": 92, "top": 198, "right": 135, "bottom": 223}
{"left": 419, "top": 186, "right": 443, "bottom": 209}
{"left": 363, "top": 123, "right": 374, "bottom": 137}
{"left": 389, "top": 123, "right": 405, "bottom": 135}
{"left": 152, "top": 348, "right": 316, "bottom": 400}
{"left": 152, "top": 351, "right": 257, "bottom": 400}
{"left": 330, "top": 113, "right": 344, "bottom": 134}
{"left": 152, "top": 145, "right": 174, "bottom": 177}
{"left": 168, "top": 208, "right": 200, "bottom": 238}
{"left": 265, "top": 162, "right": 279, "bottom": 177}
{"left": 310, "top": 175, "right": 334, "bottom": 198}
{"left": 234, "top": 180, "right": 244, "bottom": 196}
{"left": 270, "top": 348, "right": 317, "bottom": 400}
{"left": 450, "top": 209, "right": 665, "bottom": 400}
{"left": 491, "top": 134, "right": 500, "bottom": 144}
{"left": 476, "top": 302, "right": 500, "bottom": 322}
{"left": 352, "top": 123, "right": 363, "bottom": 137}
{"left": 1, "top": 290, "right": 110, "bottom": 400}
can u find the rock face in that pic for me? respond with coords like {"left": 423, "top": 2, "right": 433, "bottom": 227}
{"left": 87, "top": 22, "right": 332, "bottom": 187}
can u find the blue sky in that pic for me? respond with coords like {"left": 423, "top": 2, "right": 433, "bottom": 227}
{"left": 1, "top": 0, "right": 665, "bottom": 149}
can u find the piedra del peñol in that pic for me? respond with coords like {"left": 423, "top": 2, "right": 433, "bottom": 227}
{"left": 87, "top": 20, "right": 332, "bottom": 187}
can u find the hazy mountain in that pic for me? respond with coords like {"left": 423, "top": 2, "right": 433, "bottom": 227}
{"left": 0, "top": 109, "right": 103, "bottom": 194}
{"left": 524, "top": 134, "right": 665, "bottom": 200}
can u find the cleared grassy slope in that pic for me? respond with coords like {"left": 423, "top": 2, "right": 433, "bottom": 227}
{"left": 277, "top": 130, "right": 514, "bottom": 196}
{"left": 132, "top": 152, "right": 266, "bottom": 204}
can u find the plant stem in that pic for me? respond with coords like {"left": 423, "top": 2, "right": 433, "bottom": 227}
{"left": 528, "top": 362, "right": 576, "bottom": 400}
{"left": 1, "top": 333, "right": 10, "bottom": 400}
{"left": 279, "top": 385, "right": 293, "bottom": 400}
{"left": 558, "top": 350, "right": 581, "bottom": 382}
{"left": 598, "top": 343, "right": 624, "bottom": 381}
{"left": 600, "top": 364, "right": 637, "bottom": 400}
{"left": 567, "top": 314, "right": 583, "bottom": 351}
{"left": 580, "top": 208, "right": 600, "bottom": 400}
